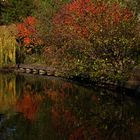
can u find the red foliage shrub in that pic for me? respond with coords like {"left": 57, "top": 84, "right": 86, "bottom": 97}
{"left": 16, "top": 16, "right": 43, "bottom": 52}
{"left": 53, "top": 0, "right": 134, "bottom": 39}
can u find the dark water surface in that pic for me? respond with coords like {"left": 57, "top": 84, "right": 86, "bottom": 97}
{"left": 0, "top": 73, "right": 140, "bottom": 140}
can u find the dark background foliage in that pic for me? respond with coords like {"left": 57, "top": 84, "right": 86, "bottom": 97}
{"left": 0, "top": 0, "right": 35, "bottom": 24}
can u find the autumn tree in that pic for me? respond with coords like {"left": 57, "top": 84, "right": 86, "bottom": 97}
{"left": 44, "top": 0, "right": 140, "bottom": 82}
{"left": 33, "top": 0, "right": 71, "bottom": 41}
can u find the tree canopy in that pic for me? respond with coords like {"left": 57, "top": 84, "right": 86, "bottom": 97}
{"left": 0, "top": 0, "right": 35, "bottom": 24}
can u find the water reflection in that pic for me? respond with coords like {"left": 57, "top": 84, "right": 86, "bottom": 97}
{"left": 0, "top": 73, "right": 140, "bottom": 140}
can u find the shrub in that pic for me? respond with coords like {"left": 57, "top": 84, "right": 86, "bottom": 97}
{"left": 44, "top": 0, "right": 140, "bottom": 82}
{"left": 16, "top": 16, "right": 43, "bottom": 55}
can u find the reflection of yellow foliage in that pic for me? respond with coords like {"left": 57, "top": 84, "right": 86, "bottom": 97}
{"left": 8, "top": 81, "right": 14, "bottom": 92}
{"left": 0, "top": 74, "right": 17, "bottom": 114}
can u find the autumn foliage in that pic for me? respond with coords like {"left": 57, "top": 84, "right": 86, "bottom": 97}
{"left": 16, "top": 16, "right": 43, "bottom": 54}
{"left": 53, "top": 0, "right": 134, "bottom": 39}
{"left": 44, "top": 0, "right": 139, "bottom": 82}
{"left": 15, "top": 0, "right": 140, "bottom": 82}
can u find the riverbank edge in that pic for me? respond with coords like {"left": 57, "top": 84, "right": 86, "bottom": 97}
{"left": 0, "top": 65, "right": 140, "bottom": 95}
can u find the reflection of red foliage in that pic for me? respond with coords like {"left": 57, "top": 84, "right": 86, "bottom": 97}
{"left": 69, "top": 127, "right": 87, "bottom": 140}
{"left": 52, "top": 108, "right": 76, "bottom": 125}
{"left": 51, "top": 107, "right": 77, "bottom": 135}
{"left": 16, "top": 94, "right": 42, "bottom": 121}
{"left": 62, "top": 83, "right": 73, "bottom": 90}
{"left": 69, "top": 127, "right": 102, "bottom": 140}
{"left": 48, "top": 91, "right": 61, "bottom": 102}
{"left": 48, "top": 89, "right": 77, "bottom": 135}
{"left": 47, "top": 90, "right": 67, "bottom": 103}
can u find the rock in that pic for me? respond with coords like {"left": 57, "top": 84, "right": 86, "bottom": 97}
{"left": 33, "top": 69, "right": 38, "bottom": 74}
{"left": 39, "top": 70, "right": 46, "bottom": 75}
{"left": 19, "top": 68, "right": 25, "bottom": 73}
{"left": 47, "top": 70, "right": 55, "bottom": 76}
{"left": 26, "top": 68, "right": 32, "bottom": 73}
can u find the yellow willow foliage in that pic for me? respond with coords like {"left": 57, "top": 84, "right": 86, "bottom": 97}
{"left": 0, "top": 24, "right": 16, "bottom": 67}
{"left": 0, "top": 74, "right": 17, "bottom": 114}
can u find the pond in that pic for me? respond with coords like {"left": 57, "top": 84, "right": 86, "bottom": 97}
{"left": 0, "top": 73, "right": 140, "bottom": 140}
